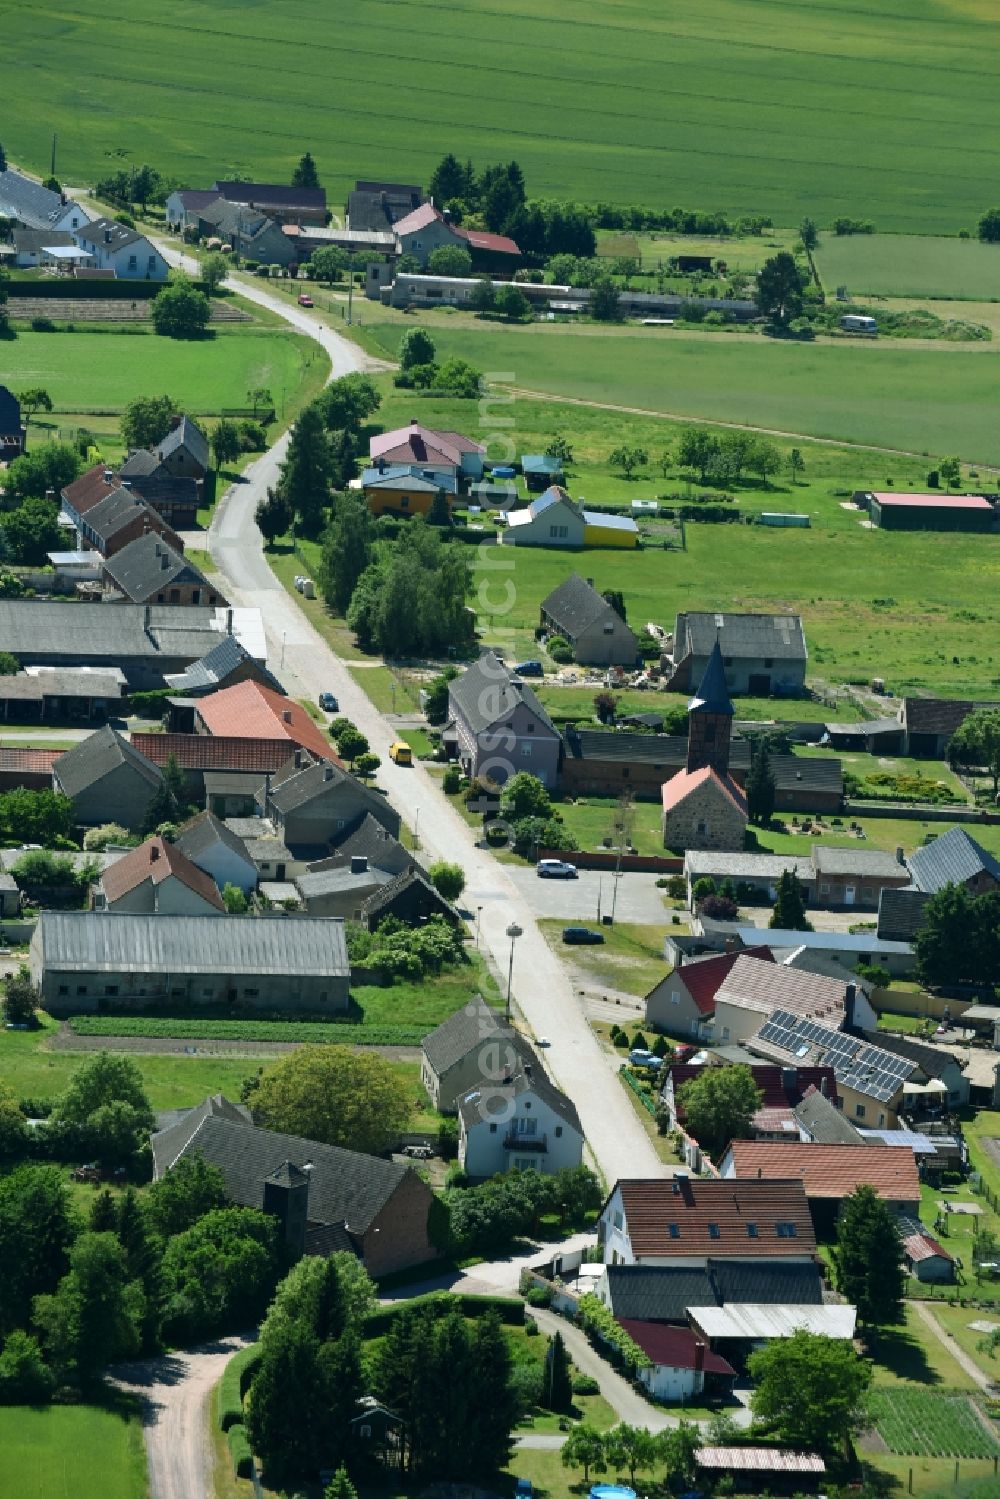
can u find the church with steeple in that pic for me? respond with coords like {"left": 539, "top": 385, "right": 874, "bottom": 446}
{"left": 661, "top": 639, "right": 749, "bottom": 852}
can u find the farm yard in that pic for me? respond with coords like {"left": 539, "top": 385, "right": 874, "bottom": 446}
{"left": 867, "top": 1388, "right": 1000, "bottom": 1459}
{"left": 6, "top": 1, "right": 1000, "bottom": 232}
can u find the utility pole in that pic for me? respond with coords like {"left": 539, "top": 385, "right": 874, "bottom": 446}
{"left": 347, "top": 250, "right": 355, "bottom": 325}
{"left": 50, "top": 133, "right": 58, "bottom": 180}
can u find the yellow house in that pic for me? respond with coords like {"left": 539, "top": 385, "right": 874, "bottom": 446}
{"left": 362, "top": 467, "right": 456, "bottom": 518}
{"left": 582, "top": 509, "right": 639, "bottom": 549}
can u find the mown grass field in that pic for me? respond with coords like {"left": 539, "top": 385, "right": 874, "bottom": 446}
{"left": 0, "top": 1404, "right": 147, "bottom": 1499}
{"left": 7, "top": 1, "right": 1000, "bottom": 231}
{"left": 3, "top": 327, "right": 323, "bottom": 415}
{"left": 361, "top": 320, "right": 1000, "bottom": 465}
{"left": 817, "top": 234, "right": 1000, "bottom": 301}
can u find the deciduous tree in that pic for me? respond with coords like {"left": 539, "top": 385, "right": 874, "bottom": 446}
{"left": 200, "top": 252, "right": 229, "bottom": 293}
{"left": 915, "top": 882, "right": 1000, "bottom": 987}
{"left": 3, "top": 965, "right": 40, "bottom": 1027}
{"left": 609, "top": 444, "right": 648, "bottom": 480}
{"left": 318, "top": 492, "right": 373, "bottom": 614}
{"left": 749, "top": 1329, "right": 872, "bottom": 1456}
{"left": 311, "top": 246, "right": 347, "bottom": 284}
{"left": 17, "top": 387, "right": 53, "bottom": 432}
{"left": 500, "top": 771, "right": 551, "bottom": 822}
{"left": 152, "top": 278, "right": 211, "bottom": 338}
{"left": 562, "top": 1423, "right": 606, "bottom": 1483}
{"left": 428, "top": 861, "right": 465, "bottom": 901}
{"left": 144, "top": 1154, "right": 228, "bottom": 1238}
{"left": 677, "top": 1064, "right": 763, "bottom": 1159}
{"left": 949, "top": 707, "right": 1000, "bottom": 794}
{"left": 211, "top": 416, "right": 241, "bottom": 469}
{"left": 252, "top": 1045, "right": 412, "bottom": 1154}
{"left": 121, "top": 394, "right": 175, "bottom": 450}
{"left": 255, "top": 486, "right": 292, "bottom": 547}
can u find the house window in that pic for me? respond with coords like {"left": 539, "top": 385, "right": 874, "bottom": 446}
{"left": 128, "top": 254, "right": 137, "bottom": 271}
{"left": 489, "top": 1122, "right": 497, "bottom": 1133}
{"left": 820, "top": 882, "right": 830, "bottom": 895}
{"left": 721, "top": 1026, "right": 730, "bottom": 1041}
{"left": 521, "top": 743, "right": 532, "bottom": 757}
{"left": 776, "top": 1222, "right": 797, "bottom": 1238}
{"left": 862, "top": 886, "right": 874, "bottom": 900}
{"left": 76, "top": 985, "right": 87, "bottom": 996}
{"left": 243, "top": 988, "right": 259, "bottom": 999}
{"left": 613, "top": 1210, "right": 623, "bottom": 1230}
{"left": 708, "top": 1223, "right": 720, "bottom": 1239}
{"left": 671, "top": 990, "right": 680, "bottom": 1005}
{"left": 555, "top": 1126, "right": 563, "bottom": 1137}
{"left": 746, "top": 1223, "right": 758, "bottom": 1238}
{"left": 105, "top": 984, "right": 119, "bottom": 997}
{"left": 401, "top": 496, "right": 410, "bottom": 508}
{"left": 148, "top": 255, "right": 156, "bottom": 271}
{"left": 58, "top": 984, "right": 69, "bottom": 996}
{"left": 855, "top": 1104, "right": 866, "bottom": 1118}
{"left": 515, "top": 1158, "right": 539, "bottom": 1170}
{"left": 622, "top": 767, "right": 630, "bottom": 779}
{"left": 696, "top": 820, "right": 708, "bottom": 836}
{"left": 526, "top": 721, "right": 534, "bottom": 732}
{"left": 514, "top": 1116, "right": 537, "bottom": 1136}
{"left": 359, "top": 1425, "right": 371, "bottom": 1440}
{"left": 668, "top": 1224, "right": 680, "bottom": 1238}
{"left": 878, "top": 1112, "right": 886, "bottom": 1126}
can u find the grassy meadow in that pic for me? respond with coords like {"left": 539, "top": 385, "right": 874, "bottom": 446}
{"left": 817, "top": 233, "right": 1000, "bottom": 301}
{"left": 3, "top": 327, "right": 323, "bottom": 416}
{"left": 0, "top": 1404, "right": 147, "bottom": 1499}
{"left": 6, "top": 1, "right": 1000, "bottom": 231}
{"left": 359, "top": 319, "right": 1000, "bottom": 465}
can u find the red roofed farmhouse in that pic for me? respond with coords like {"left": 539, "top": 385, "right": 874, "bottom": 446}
{"left": 662, "top": 640, "right": 748, "bottom": 852}
{"left": 193, "top": 681, "right": 334, "bottom": 763}
{"left": 393, "top": 202, "right": 520, "bottom": 270}
{"left": 719, "top": 1139, "right": 921, "bottom": 1234}
{"left": 600, "top": 1176, "right": 816, "bottom": 1267}
{"left": 644, "top": 945, "right": 774, "bottom": 1039}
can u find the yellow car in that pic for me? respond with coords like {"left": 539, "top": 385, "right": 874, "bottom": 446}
{"left": 389, "top": 741, "right": 413, "bottom": 766}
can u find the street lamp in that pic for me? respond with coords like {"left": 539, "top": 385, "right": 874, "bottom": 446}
{"left": 505, "top": 922, "right": 523, "bottom": 1023}
{"left": 413, "top": 807, "right": 420, "bottom": 851}
{"left": 475, "top": 905, "right": 483, "bottom": 950}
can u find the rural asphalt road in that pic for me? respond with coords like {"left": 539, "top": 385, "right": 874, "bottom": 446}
{"left": 150, "top": 240, "right": 670, "bottom": 1187}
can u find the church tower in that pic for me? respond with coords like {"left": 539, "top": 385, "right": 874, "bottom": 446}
{"left": 686, "top": 637, "right": 734, "bottom": 775}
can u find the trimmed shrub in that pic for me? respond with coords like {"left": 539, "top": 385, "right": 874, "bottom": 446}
{"left": 227, "top": 1423, "right": 253, "bottom": 1479}
{"left": 572, "top": 1374, "right": 601, "bottom": 1396}
{"left": 218, "top": 1344, "right": 261, "bottom": 1430}
{"left": 363, "top": 1291, "right": 524, "bottom": 1337}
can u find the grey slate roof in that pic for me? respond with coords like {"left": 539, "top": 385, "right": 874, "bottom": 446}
{"left": 675, "top": 611, "right": 807, "bottom": 663}
{"left": 77, "top": 217, "right": 150, "bottom": 252}
{"left": 326, "top": 814, "right": 411, "bottom": 876}
{"left": 152, "top": 1092, "right": 251, "bottom": 1145}
{"left": 119, "top": 449, "right": 163, "bottom": 478}
{"left": 84, "top": 488, "right": 163, "bottom": 547}
{"left": 541, "top": 574, "right": 623, "bottom": 639}
{"left": 348, "top": 181, "right": 424, "bottom": 232}
{"left": 164, "top": 635, "right": 283, "bottom": 696}
{"left": 422, "top": 995, "right": 509, "bottom": 1075}
{"left": 563, "top": 731, "right": 843, "bottom": 795}
{"left": 36, "top": 911, "right": 349, "bottom": 977}
{"left": 11, "top": 228, "right": 75, "bottom": 254}
{"left": 296, "top": 864, "right": 393, "bottom": 899}
{"left": 360, "top": 865, "right": 456, "bottom": 924}
{"left": 907, "top": 827, "right": 1000, "bottom": 894}
{"left": 53, "top": 726, "right": 163, "bottom": 798}
{"left": 458, "top": 1059, "right": 582, "bottom": 1136}
{"left": 449, "top": 652, "right": 556, "bottom": 736}
{"left": 812, "top": 845, "right": 907, "bottom": 878}
{"left": 877, "top": 887, "right": 932, "bottom": 942}
{"left": 175, "top": 809, "right": 255, "bottom": 867}
{"left": 268, "top": 758, "right": 368, "bottom": 814}
{"left": 153, "top": 1110, "right": 410, "bottom": 1236}
{"left": 0, "top": 169, "right": 65, "bottom": 228}
{"left": 602, "top": 1265, "right": 715, "bottom": 1322}
{"left": 157, "top": 415, "right": 210, "bottom": 472}
{"left": 793, "top": 1087, "right": 867, "bottom": 1145}
{"left": 102, "top": 533, "right": 211, "bottom": 602}
{"left": 601, "top": 1259, "right": 822, "bottom": 1322}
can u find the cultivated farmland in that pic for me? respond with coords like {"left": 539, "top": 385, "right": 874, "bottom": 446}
{"left": 868, "top": 1389, "right": 1000, "bottom": 1459}
{"left": 5, "top": 1, "right": 1000, "bottom": 231}
{"left": 0, "top": 1405, "right": 147, "bottom": 1499}
{"left": 817, "top": 234, "right": 1000, "bottom": 301}
{"left": 360, "top": 321, "right": 1000, "bottom": 464}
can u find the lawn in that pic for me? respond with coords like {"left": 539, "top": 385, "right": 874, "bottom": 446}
{"left": 346, "top": 664, "right": 421, "bottom": 714}
{"left": 7, "top": 1, "right": 1000, "bottom": 231}
{"left": 598, "top": 227, "right": 800, "bottom": 274}
{"left": 869, "top": 1305, "right": 978, "bottom": 1392}
{"left": 361, "top": 320, "right": 1000, "bottom": 465}
{"left": 538, "top": 919, "right": 669, "bottom": 996}
{"left": 0, "top": 1403, "right": 147, "bottom": 1499}
{"left": 2, "top": 327, "right": 324, "bottom": 414}
{"left": 816, "top": 234, "right": 1000, "bottom": 302}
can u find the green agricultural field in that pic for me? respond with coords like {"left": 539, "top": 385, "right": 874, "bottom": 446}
{"left": 817, "top": 234, "right": 1000, "bottom": 301}
{"left": 6, "top": 1, "right": 1000, "bottom": 231}
{"left": 868, "top": 1388, "right": 1000, "bottom": 1458}
{"left": 2, "top": 327, "right": 323, "bottom": 415}
{"left": 362, "top": 321, "right": 1000, "bottom": 465}
{"left": 0, "top": 1404, "right": 147, "bottom": 1499}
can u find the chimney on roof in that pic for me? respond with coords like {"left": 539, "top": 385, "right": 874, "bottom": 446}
{"left": 150, "top": 844, "right": 160, "bottom": 862}
{"left": 844, "top": 983, "right": 859, "bottom": 1036}
{"left": 781, "top": 1066, "right": 797, "bottom": 1094}
{"left": 820, "top": 1075, "right": 828, "bottom": 1097}
{"left": 410, "top": 418, "right": 418, "bottom": 429}
{"left": 351, "top": 855, "right": 368, "bottom": 874}
{"left": 323, "top": 765, "right": 333, "bottom": 781}
{"left": 896, "top": 846, "right": 905, "bottom": 865}
{"left": 694, "top": 1341, "right": 705, "bottom": 1373}
{"left": 724, "top": 936, "right": 739, "bottom": 954}
{"left": 282, "top": 709, "right": 293, "bottom": 724}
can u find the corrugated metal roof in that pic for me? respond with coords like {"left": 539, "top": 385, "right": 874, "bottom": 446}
{"left": 37, "top": 911, "right": 348, "bottom": 976}
{"left": 688, "top": 1303, "right": 856, "bottom": 1339}
{"left": 697, "top": 1448, "right": 825, "bottom": 1474}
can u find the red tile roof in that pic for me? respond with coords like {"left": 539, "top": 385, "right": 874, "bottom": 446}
{"left": 904, "top": 1229, "right": 953, "bottom": 1264}
{"left": 724, "top": 1141, "right": 920, "bottom": 1202}
{"left": 101, "top": 835, "right": 224, "bottom": 910}
{"left": 0, "top": 747, "right": 61, "bottom": 774}
{"left": 131, "top": 733, "right": 296, "bottom": 773}
{"left": 456, "top": 226, "right": 521, "bottom": 256}
{"left": 661, "top": 764, "right": 748, "bottom": 817}
{"left": 618, "top": 1319, "right": 735, "bottom": 1375}
{"left": 193, "top": 681, "right": 334, "bottom": 761}
{"left": 614, "top": 1177, "right": 816, "bottom": 1258}
{"left": 667, "top": 1063, "right": 837, "bottom": 1122}
{"left": 61, "top": 463, "right": 119, "bottom": 516}
{"left": 669, "top": 946, "right": 774, "bottom": 1016}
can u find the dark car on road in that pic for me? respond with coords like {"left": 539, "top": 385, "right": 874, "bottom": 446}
{"left": 513, "top": 660, "right": 543, "bottom": 677}
{"left": 562, "top": 927, "right": 605, "bottom": 945}
{"left": 318, "top": 692, "right": 339, "bottom": 711}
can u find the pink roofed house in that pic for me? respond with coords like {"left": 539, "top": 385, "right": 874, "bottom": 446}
{"left": 393, "top": 202, "right": 520, "bottom": 268}
{"left": 369, "top": 420, "right": 485, "bottom": 482}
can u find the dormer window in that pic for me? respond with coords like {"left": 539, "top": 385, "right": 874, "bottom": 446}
{"left": 668, "top": 1224, "right": 680, "bottom": 1239}
{"left": 776, "top": 1222, "right": 797, "bottom": 1238}
{"left": 708, "top": 1223, "right": 720, "bottom": 1239}
{"left": 746, "top": 1223, "right": 758, "bottom": 1238}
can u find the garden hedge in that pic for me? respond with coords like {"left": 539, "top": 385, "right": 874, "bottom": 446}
{"left": 6, "top": 279, "right": 209, "bottom": 300}
{"left": 227, "top": 1423, "right": 253, "bottom": 1478}
{"left": 363, "top": 1291, "right": 524, "bottom": 1337}
{"left": 217, "top": 1345, "right": 261, "bottom": 1431}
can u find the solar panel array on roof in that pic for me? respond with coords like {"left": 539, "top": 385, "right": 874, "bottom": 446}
{"left": 757, "top": 1010, "right": 913, "bottom": 1103}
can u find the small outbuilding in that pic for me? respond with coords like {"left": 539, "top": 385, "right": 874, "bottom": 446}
{"left": 863, "top": 491, "right": 995, "bottom": 532}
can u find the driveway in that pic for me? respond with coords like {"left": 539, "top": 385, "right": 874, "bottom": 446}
{"left": 111, "top": 1334, "right": 252, "bottom": 1499}
{"left": 158, "top": 249, "right": 670, "bottom": 1188}
{"left": 506, "top": 868, "right": 670, "bottom": 925}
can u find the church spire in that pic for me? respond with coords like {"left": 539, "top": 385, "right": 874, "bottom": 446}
{"left": 686, "top": 637, "right": 734, "bottom": 774}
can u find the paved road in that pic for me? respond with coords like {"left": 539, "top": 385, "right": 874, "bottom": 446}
{"left": 170, "top": 251, "right": 668, "bottom": 1187}
{"left": 506, "top": 867, "right": 671, "bottom": 926}
{"left": 111, "top": 1334, "right": 251, "bottom": 1499}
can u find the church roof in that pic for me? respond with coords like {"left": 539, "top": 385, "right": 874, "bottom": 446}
{"left": 688, "top": 638, "right": 734, "bottom": 716}
{"left": 661, "top": 764, "right": 748, "bottom": 817}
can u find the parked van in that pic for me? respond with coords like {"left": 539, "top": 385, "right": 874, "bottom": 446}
{"left": 389, "top": 741, "right": 413, "bottom": 765}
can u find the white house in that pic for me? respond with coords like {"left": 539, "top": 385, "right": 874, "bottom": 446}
{"left": 618, "top": 1319, "right": 735, "bottom": 1401}
{"left": 73, "top": 219, "right": 169, "bottom": 281}
{"left": 599, "top": 1176, "right": 816, "bottom": 1267}
{"left": 174, "top": 810, "right": 258, "bottom": 895}
{"left": 501, "top": 487, "right": 587, "bottom": 548}
{"left": 457, "top": 1061, "right": 583, "bottom": 1178}
{"left": 94, "top": 835, "right": 225, "bottom": 915}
